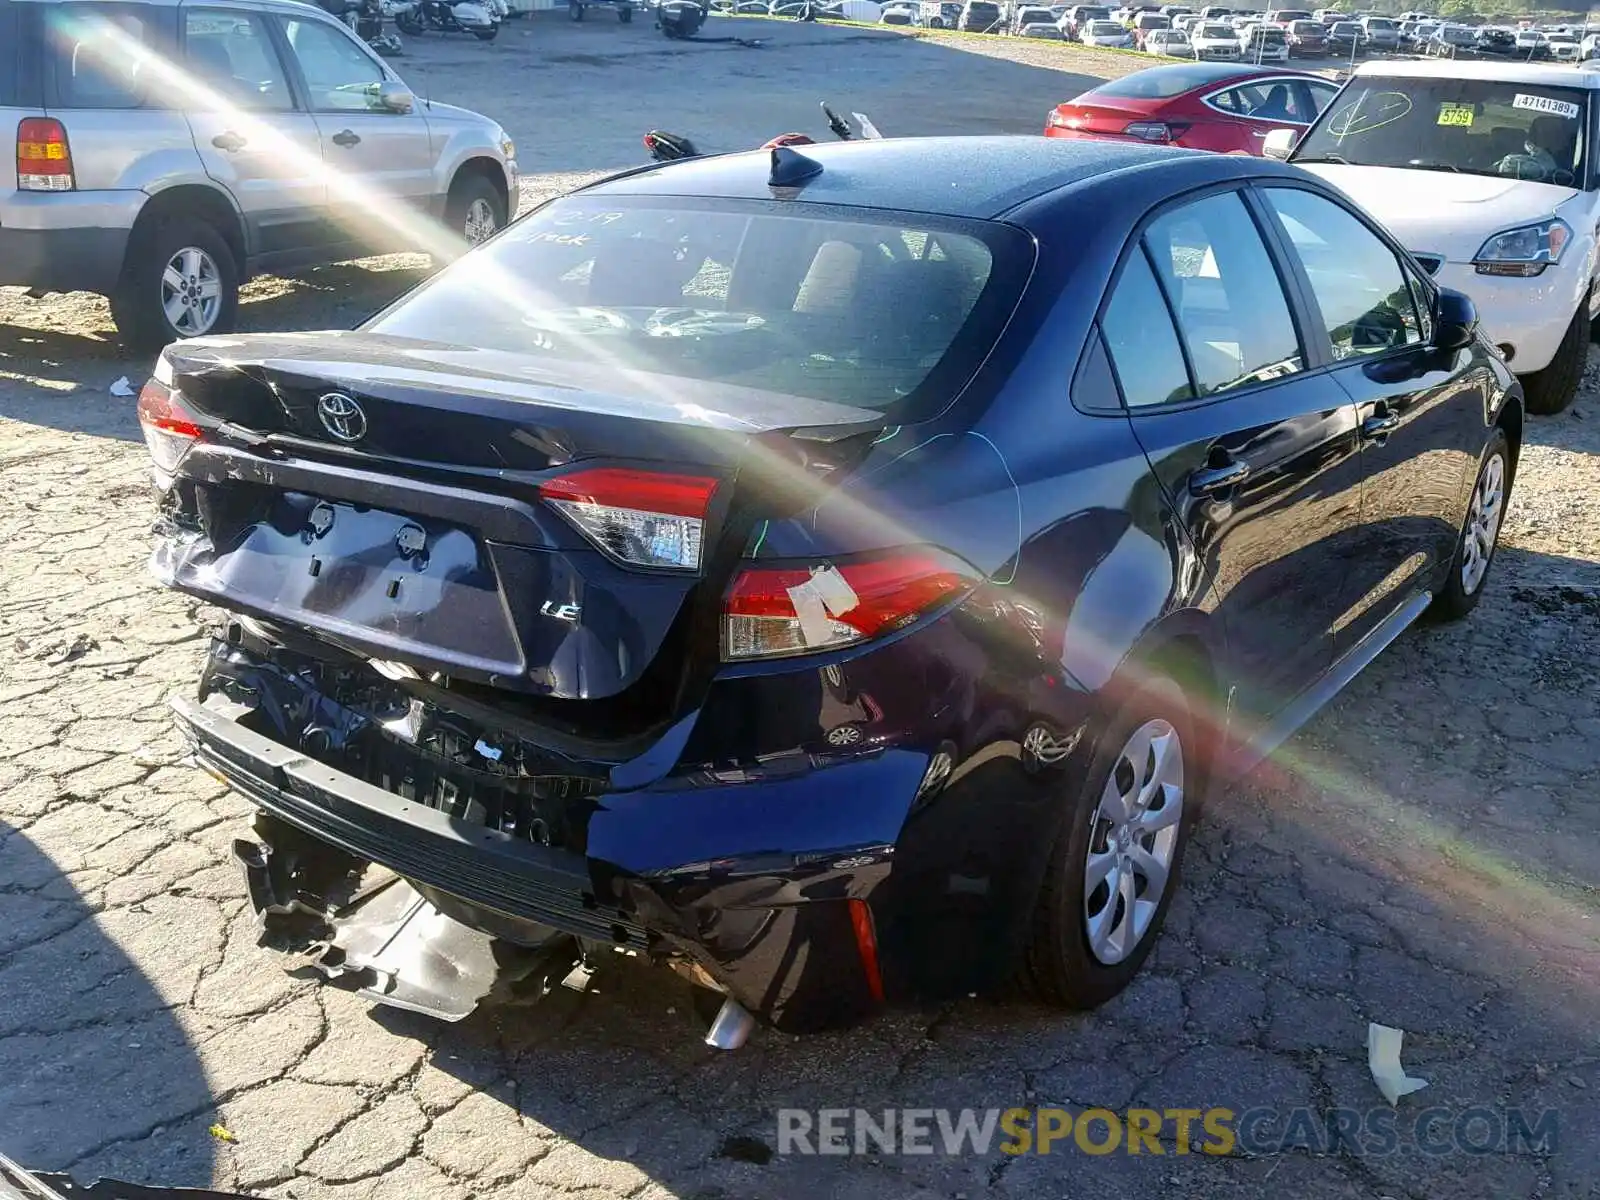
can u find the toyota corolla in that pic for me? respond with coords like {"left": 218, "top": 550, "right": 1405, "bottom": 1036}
{"left": 145, "top": 137, "right": 1521, "bottom": 1043}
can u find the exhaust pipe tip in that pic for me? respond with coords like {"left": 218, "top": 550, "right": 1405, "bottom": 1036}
{"left": 703, "top": 996, "right": 756, "bottom": 1051}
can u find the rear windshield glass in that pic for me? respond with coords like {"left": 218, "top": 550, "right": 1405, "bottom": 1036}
{"left": 1290, "top": 20, "right": 1320, "bottom": 32}
{"left": 1089, "top": 19, "right": 1124, "bottom": 31}
{"left": 1092, "top": 64, "right": 1230, "bottom": 97}
{"left": 43, "top": 4, "right": 158, "bottom": 109}
{"left": 365, "top": 199, "right": 1031, "bottom": 421}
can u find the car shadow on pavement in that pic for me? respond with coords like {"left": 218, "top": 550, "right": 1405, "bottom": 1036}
{"left": 0, "top": 821, "right": 217, "bottom": 1188}
{"left": 0, "top": 260, "right": 431, "bottom": 442}
{"left": 407, "top": 544, "right": 1599, "bottom": 1198}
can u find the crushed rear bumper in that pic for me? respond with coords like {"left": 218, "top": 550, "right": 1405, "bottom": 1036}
{"left": 172, "top": 694, "right": 645, "bottom": 948}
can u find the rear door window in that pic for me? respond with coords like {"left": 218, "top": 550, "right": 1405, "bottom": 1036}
{"left": 1143, "top": 191, "right": 1304, "bottom": 396}
{"left": 1100, "top": 251, "right": 1194, "bottom": 409}
{"left": 184, "top": 9, "right": 295, "bottom": 113}
{"left": 1210, "top": 80, "right": 1317, "bottom": 124}
{"left": 42, "top": 3, "right": 159, "bottom": 109}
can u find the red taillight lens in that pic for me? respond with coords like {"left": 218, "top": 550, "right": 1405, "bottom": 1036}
{"left": 136, "top": 365, "right": 204, "bottom": 473}
{"left": 1123, "top": 121, "right": 1175, "bottom": 143}
{"left": 17, "top": 118, "right": 74, "bottom": 192}
{"left": 722, "top": 549, "right": 980, "bottom": 661}
{"left": 538, "top": 467, "right": 718, "bottom": 570}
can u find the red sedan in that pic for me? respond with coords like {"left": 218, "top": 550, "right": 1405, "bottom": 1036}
{"left": 1044, "top": 62, "right": 1342, "bottom": 156}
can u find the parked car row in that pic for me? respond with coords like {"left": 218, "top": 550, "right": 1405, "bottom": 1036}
{"left": 1046, "top": 55, "right": 1593, "bottom": 419}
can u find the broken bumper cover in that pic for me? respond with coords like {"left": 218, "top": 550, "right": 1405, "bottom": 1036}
{"left": 171, "top": 694, "right": 648, "bottom": 949}
{"left": 169, "top": 691, "right": 928, "bottom": 1030}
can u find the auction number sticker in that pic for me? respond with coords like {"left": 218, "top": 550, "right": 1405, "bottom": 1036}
{"left": 1512, "top": 93, "right": 1581, "bottom": 120}
{"left": 1437, "top": 103, "right": 1474, "bottom": 128}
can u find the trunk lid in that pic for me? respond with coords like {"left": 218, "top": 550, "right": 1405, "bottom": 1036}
{"left": 156, "top": 332, "right": 886, "bottom": 709}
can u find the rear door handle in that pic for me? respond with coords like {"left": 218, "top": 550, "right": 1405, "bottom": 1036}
{"left": 1362, "top": 412, "right": 1401, "bottom": 439}
{"left": 1188, "top": 457, "right": 1250, "bottom": 496}
{"left": 211, "top": 131, "right": 247, "bottom": 152}
{"left": 332, "top": 129, "right": 362, "bottom": 147}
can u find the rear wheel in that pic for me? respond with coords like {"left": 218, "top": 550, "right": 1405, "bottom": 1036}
{"left": 1022, "top": 675, "right": 1197, "bottom": 1009}
{"left": 473, "top": 21, "right": 498, "bottom": 37}
{"left": 570, "top": 0, "right": 583, "bottom": 16}
{"left": 110, "top": 215, "right": 239, "bottom": 352}
{"left": 1520, "top": 306, "right": 1587, "bottom": 415}
{"left": 395, "top": 7, "right": 424, "bottom": 32}
{"left": 619, "top": 3, "right": 632, "bottom": 19}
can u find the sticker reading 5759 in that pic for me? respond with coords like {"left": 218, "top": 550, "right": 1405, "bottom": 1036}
{"left": 1512, "top": 93, "right": 1581, "bottom": 120}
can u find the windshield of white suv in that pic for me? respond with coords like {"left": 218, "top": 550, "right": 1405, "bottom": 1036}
{"left": 1294, "top": 77, "right": 1589, "bottom": 186}
{"left": 365, "top": 199, "right": 1031, "bottom": 419}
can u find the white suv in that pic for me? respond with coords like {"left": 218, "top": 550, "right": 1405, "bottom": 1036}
{"left": 1273, "top": 59, "right": 1598, "bottom": 413}
{"left": 0, "top": 0, "right": 518, "bottom": 349}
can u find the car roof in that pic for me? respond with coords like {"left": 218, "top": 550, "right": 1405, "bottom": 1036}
{"left": 584, "top": 135, "right": 1299, "bottom": 223}
{"left": 1352, "top": 58, "right": 1600, "bottom": 88}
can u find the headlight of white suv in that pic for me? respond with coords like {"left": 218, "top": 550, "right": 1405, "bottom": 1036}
{"left": 1473, "top": 218, "right": 1572, "bottom": 277}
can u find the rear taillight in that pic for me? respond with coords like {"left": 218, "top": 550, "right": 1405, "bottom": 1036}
{"left": 136, "top": 357, "right": 203, "bottom": 473}
{"left": 538, "top": 467, "right": 718, "bottom": 571}
{"left": 722, "top": 549, "right": 979, "bottom": 661}
{"left": 1123, "top": 121, "right": 1177, "bottom": 143}
{"left": 17, "top": 118, "right": 74, "bottom": 192}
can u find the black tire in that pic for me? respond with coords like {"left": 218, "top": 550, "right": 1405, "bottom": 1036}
{"left": 1428, "top": 428, "right": 1512, "bottom": 622}
{"left": 109, "top": 215, "right": 239, "bottom": 352}
{"left": 570, "top": 0, "right": 583, "bottom": 16}
{"left": 442, "top": 173, "right": 508, "bottom": 257}
{"left": 1519, "top": 306, "right": 1587, "bottom": 415}
{"left": 395, "top": 8, "right": 424, "bottom": 33}
{"left": 1021, "top": 674, "right": 1198, "bottom": 1009}
{"left": 473, "top": 22, "right": 498, "bottom": 37}
{"left": 619, "top": 3, "right": 632, "bottom": 19}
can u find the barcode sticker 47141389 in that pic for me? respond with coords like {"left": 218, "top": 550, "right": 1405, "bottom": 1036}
{"left": 1512, "top": 93, "right": 1581, "bottom": 120}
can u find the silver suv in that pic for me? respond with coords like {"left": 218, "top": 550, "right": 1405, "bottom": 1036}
{"left": 1, "top": 0, "right": 518, "bottom": 348}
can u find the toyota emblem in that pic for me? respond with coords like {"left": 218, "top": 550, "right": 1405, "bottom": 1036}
{"left": 316, "top": 392, "right": 367, "bottom": 442}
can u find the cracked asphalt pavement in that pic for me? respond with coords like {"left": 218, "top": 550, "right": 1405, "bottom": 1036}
{"left": 3, "top": 16, "right": 1600, "bottom": 1200}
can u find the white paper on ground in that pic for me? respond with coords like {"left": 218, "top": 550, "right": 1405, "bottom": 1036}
{"left": 787, "top": 581, "right": 834, "bottom": 647}
{"left": 109, "top": 376, "right": 134, "bottom": 397}
{"left": 1368, "top": 1022, "right": 1429, "bottom": 1106}
{"left": 808, "top": 564, "right": 859, "bottom": 616}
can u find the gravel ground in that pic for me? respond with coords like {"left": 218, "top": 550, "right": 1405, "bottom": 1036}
{"left": 3, "top": 16, "right": 1600, "bottom": 1200}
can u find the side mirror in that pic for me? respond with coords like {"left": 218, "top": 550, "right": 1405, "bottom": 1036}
{"left": 379, "top": 84, "right": 415, "bottom": 114}
{"left": 1262, "top": 127, "right": 1298, "bottom": 161}
{"left": 1432, "top": 286, "right": 1478, "bottom": 350}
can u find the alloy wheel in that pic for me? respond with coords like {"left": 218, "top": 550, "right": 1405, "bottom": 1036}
{"left": 1084, "top": 718, "right": 1185, "bottom": 966}
{"left": 463, "top": 197, "right": 499, "bottom": 246}
{"left": 161, "top": 246, "right": 223, "bottom": 337}
{"left": 1460, "top": 450, "right": 1506, "bottom": 596}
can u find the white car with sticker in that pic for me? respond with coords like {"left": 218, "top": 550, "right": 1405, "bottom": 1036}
{"left": 1269, "top": 59, "right": 1600, "bottom": 414}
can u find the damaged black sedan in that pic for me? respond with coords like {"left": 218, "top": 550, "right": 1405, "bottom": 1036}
{"left": 146, "top": 137, "right": 1519, "bottom": 1041}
